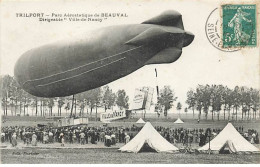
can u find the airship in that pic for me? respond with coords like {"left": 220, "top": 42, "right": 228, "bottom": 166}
{"left": 14, "top": 10, "right": 194, "bottom": 97}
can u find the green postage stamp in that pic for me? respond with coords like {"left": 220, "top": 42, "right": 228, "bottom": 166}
{"left": 222, "top": 4, "right": 257, "bottom": 48}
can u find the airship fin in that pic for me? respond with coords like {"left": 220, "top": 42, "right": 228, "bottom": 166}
{"left": 125, "top": 27, "right": 169, "bottom": 46}
{"left": 144, "top": 47, "right": 182, "bottom": 65}
{"left": 142, "top": 10, "right": 184, "bottom": 29}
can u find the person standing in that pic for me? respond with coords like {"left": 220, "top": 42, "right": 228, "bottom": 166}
{"left": 60, "top": 133, "right": 65, "bottom": 147}
{"left": 199, "top": 133, "right": 204, "bottom": 146}
{"left": 80, "top": 131, "right": 85, "bottom": 145}
{"left": 25, "top": 131, "right": 31, "bottom": 145}
{"left": 49, "top": 131, "right": 54, "bottom": 143}
{"left": 11, "top": 133, "right": 17, "bottom": 147}
{"left": 85, "top": 130, "right": 88, "bottom": 144}
{"left": 121, "top": 130, "right": 125, "bottom": 143}
{"left": 43, "top": 131, "right": 48, "bottom": 144}
{"left": 22, "top": 130, "right": 26, "bottom": 144}
{"left": 73, "top": 132, "right": 77, "bottom": 143}
{"left": 251, "top": 132, "right": 256, "bottom": 144}
{"left": 111, "top": 133, "right": 116, "bottom": 145}
{"left": 106, "top": 135, "right": 111, "bottom": 147}
{"left": 100, "top": 131, "right": 105, "bottom": 142}
{"left": 75, "top": 129, "right": 80, "bottom": 144}
{"left": 125, "top": 133, "right": 130, "bottom": 144}
{"left": 1, "top": 131, "right": 5, "bottom": 143}
{"left": 104, "top": 134, "right": 108, "bottom": 146}
{"left": 69, "top": 131, "right": 73, "bottom": 144}
{"left": 31, "top": 132, "right": 37, "bottom": 146}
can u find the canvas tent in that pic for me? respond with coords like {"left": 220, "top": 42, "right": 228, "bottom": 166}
{"left": 136, "top": 118, "right": 146, "bottom": 124}
{"left": 174, "top": 118, "right": 184, "bottom": 124}
{"left": 119, "top": 122, "right": 179, "bottom": 153}
{"left": 198, "top": 123, "right": 259, "bottom": 154}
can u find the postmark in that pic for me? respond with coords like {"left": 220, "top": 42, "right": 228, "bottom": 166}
{"left": 205, "top": 8, "right": 239, "bottom": 52}
{"left": 222, "top": 4, "right": 257, "bottom": 48}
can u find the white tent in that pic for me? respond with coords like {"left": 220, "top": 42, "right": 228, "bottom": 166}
{"left": 119, "top": 122, "right": 179, "bottom": 153}
{"left": 198, "top": 123, "right": 259, "bottom": 154}
{"left": 136, "top": 118, "right": 146, "bottom": 124}
{"left": 174, "top": 118, "right": 184, "bottom": 124}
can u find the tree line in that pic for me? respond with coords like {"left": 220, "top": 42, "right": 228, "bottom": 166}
{"left": 1, "top": 74, "right": 259, "bottom": 121}
{"left": 186, "top": 84, "right": 260, "bottom": 121}
{"left": 0, "top": 75, "right": 129, "bottom": 120}
{"left": 151, "top": 84, "right": 259, "bottom": 121}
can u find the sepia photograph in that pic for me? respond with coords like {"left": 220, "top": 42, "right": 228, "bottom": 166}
{"left": 0, "top": 0, "right": 259, "bottom": 164}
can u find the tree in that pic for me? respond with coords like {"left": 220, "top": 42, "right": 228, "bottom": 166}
{"left": 47, "top": 98, "right": 55, "bottom": 116}
{"left": 222, "top": 86, "right": 232, "bottom": 120}
{"left": 247, "top": 88, "right": 254, "bottom": 120}
{"left": 75, "top": 92, "right": 89, "bottom": 116}
{"left": 84, "top": 88, "right": 102, "bottom": 121}
{"left": 210, "top": 85, "right": 223, "bottom": 121}
{"left": 194, "top": 88, "right": 203, "bottom": 121}
{"left": 194, "top": 85, "right": 211, "bottom": 120}
{"left": 240, "top": 86, "right": 251, "bottom": 120}
{"left": 22, "top": 91, "right": 31, "bottom": 116}
{"left": 251, "top": 88, "right": 260, "bottom": 120}
{"left": 184, "top": 107, "right": 188, "bottom": 118}
{"left": 176, "top": 102, "right": 182, "bottom": 117}
{"left": 102, "top": 86, "right": 116, "bottom": 112}
{"left": 186, "top": 89, "right": 196, "bottom": 118}
{"left": 0, "top": 75, "right": 13, "bottom": 115}
{"left": 116, "top": 89, "right": 129, "bottom": 110}
{"left": 232, "top": 86, "right": 241, "bottom": 121}
{"left": 79, "top": 99, "right": 86, "bottom": 116}
{"left": 16, "top": 87, "right": 24, "bottom": 116}
{"left": 9, "top": 79, "right": 20, "bottom": 116}
{"left": 64, "top": 97, "right": 71, "bottom": 116}
{"left": 57, "top": 97, "right": 65, "bottom": 116}
{"left": 158, "top": 86, "right": 177, "bottom": 118}
{"left": 202, "top": 85, "right": 211, "bottom": 120}
{"left": 31, "top": 96, "right": 38, "bottom": 116}
{"left": 39, "top": 97, "right": 48, "bottom": 116}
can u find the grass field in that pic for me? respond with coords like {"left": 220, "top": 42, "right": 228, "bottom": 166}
{"left": 2, "top": 115, "right": 260, "bottom": 130}
{"left": 1, "top": 148, "right": 260, "bottom": 164}
{"left": 1, "top": 116, "right": 260, "bottom": 164}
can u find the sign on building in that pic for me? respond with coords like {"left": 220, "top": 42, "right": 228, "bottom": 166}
{"left": 100, "top": 110, "right": 126, "bottom": 122}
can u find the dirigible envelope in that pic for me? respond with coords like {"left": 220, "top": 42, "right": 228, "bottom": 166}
{"left": 14, "top": 10, "right": 194, "bottom": 97}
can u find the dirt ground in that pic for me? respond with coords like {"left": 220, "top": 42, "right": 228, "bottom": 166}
{"left": 1, "top": 116, "right": 260, "bottom": 164}
{"left": 1, "top": 148, "right": 260, "bottom": 164}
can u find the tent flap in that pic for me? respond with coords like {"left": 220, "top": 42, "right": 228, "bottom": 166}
{"left": 219, "top": 140, "right": 237, "bottom": 154}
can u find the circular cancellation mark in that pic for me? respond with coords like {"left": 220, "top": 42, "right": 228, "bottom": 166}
{"left": 205, "top": 8, "right": 239, "bottom": 52}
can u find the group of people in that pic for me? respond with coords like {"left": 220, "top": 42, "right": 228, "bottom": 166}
{"left": 1, "top": 125, "right": 135, "bottom": 147}
{"left": 154, "top": 126, "right": 259, "bottom": 147}
{"left": 1, "top": 124, "right": 259, "bottom": 148}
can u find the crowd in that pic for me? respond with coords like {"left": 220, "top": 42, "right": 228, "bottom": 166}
{"left": 1, "top": 125, "right": 138, "bottom": 147}
{"left": 1, "top": 124, "right": 259, "bottom": 148}
{"left": 154, "top": 126, "right": 259, "bottom": 147}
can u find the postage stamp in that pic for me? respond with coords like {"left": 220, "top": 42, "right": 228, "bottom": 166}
{"left": 205, "top": 8, "right": 239, "bottom": 52}
{"left": 222, "top": 4, "right": 257, "bottom": 48}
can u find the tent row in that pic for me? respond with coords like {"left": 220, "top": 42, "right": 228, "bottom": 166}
{"left": 136, "top": 118, "right": 184, "bottom": 124}
{"left": 119, "top": 122, "right": 259, "bottom": 154}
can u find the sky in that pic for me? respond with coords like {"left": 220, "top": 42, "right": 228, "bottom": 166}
{"left": 1, "top": 0, "right": 259, "bottom": 113}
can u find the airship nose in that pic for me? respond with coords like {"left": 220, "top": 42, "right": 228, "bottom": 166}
{"left": 183, "top": 31, "right": 194, "bottom": 47}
